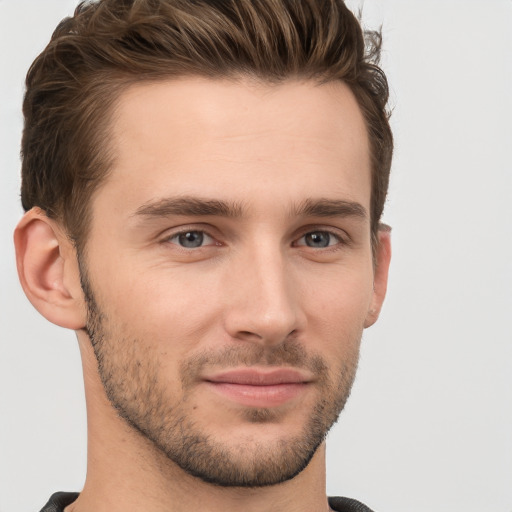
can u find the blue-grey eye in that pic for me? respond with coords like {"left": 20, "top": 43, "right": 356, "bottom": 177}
{"left": 305, "top": 232, "right": 330, "bottom": 247}
{"left": 175, "top": 231, "right": 205, "bottom": 248}
{"left": 297, "top": 231, "right": 340, "bottom": 248}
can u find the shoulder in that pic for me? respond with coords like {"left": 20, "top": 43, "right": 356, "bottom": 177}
{"left": 329, "top": 496, "right": 376, "bottom": 512}
{"left": 39, "top": 492, "right": 79, "bottom": 512}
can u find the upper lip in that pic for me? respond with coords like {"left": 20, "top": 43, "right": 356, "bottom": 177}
{"left": 203, "top": 368, "right": 313, "bottom": 386}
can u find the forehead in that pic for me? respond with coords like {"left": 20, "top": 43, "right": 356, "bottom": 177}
{"left": 96, "top": 77, "right": 371, "bottom": 219}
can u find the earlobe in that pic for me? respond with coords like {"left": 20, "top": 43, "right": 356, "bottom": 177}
{"left": 14, "top": 208, "right": 86, "bottom": 330}
{"left": 364, "top": 226, "right": 392, "bottom": 328}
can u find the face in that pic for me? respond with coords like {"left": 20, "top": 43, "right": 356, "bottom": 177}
{"left": 80, "top": 77, "right": 384, "bottom": 487}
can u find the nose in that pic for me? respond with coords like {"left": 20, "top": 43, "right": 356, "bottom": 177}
{"left": 222, "top": 244, "right": 304, "bottom": 346}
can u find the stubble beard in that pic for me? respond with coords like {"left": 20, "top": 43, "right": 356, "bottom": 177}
{"left": 80, "top": 265, "right": 360, "bottom": 488}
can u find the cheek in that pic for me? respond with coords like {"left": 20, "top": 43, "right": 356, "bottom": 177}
{"left": 303, "top": 267, "right": 374, "bottom": 350}
{"left": 94, "top": 264, "right": 222, "bottom": 360}
{"left": 306, "top": 263, "right": 374, "bottom": 319}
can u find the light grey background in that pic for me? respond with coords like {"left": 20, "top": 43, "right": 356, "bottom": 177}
{"left": 1, "top": 1, "right": 511, "bottom": 511}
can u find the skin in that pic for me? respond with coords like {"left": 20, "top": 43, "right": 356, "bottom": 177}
{"left": 14, "top": 77, "right": 391, "bottom": 512}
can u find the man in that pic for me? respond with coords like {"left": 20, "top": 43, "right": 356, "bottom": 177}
{"left": 14, "top": 0, "right": 392, "bottom": 511}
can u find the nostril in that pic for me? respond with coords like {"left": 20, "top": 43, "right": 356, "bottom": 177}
{"left": 236, "top": 330, "right": 263, "bottom": 340}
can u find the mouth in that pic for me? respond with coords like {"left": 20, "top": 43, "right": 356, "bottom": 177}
{"left": 202, "top": 368, "right": 312, "bottom": 408}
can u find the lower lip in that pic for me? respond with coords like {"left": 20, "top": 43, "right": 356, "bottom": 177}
{"left": 205, "top": 382, "right": 308, "bottom": 408}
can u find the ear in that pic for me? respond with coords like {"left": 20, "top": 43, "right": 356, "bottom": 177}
{"left": 14, "top": 208, "right": 87, "bottom": 330}
{"left": 364, "top": 225, "right": 392, "bottom": 328}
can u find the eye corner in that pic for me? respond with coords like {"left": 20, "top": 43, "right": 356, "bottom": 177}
{"left": 293, "top": 229, "right": 348, "bottom": 250}
{"left": 161, "top": 228, "right": 220, "bottom": 250}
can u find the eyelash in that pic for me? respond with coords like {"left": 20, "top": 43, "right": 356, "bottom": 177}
{"left": 166, "top": 229, "right": 218, "bottom": 249}
{"left": 161, "top": 226, "right": 349, "bottom": 251}
{"left": 294, "top": 230, "right": 346, "bottom": 250}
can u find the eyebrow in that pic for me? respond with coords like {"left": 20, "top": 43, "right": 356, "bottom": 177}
{"left": 292, "top": 198, "right": 368, "bottom": 220}
{"left": 133, "top": 196, "right": 367, "bottom": 221}
{"left": 133, "top": 196, "right": 244, "bottom": 218}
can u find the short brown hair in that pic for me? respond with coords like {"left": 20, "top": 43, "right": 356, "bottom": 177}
{"left": 21, "top": 0, "right": 392, "bottom": 251}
